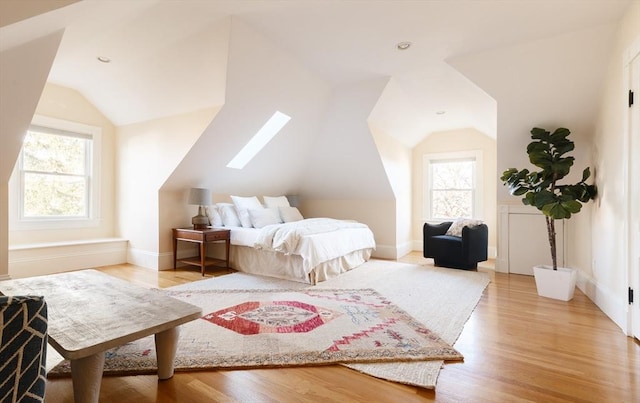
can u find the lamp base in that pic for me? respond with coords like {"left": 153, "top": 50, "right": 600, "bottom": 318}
{"left": 192, "top": 206, "right": 209, "bottom": 230}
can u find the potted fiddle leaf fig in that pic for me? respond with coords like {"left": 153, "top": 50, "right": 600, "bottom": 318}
{"left": 500, "top": 127, "right": 597, "bottom": 300}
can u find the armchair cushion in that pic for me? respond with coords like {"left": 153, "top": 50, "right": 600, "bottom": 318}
{"left": 0, "top": 295, "right": 48, "bottom": 403}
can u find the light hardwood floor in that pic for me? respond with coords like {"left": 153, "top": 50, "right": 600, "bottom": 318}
{"left": 44, "top": 253, "right": 639, "bottom": 402}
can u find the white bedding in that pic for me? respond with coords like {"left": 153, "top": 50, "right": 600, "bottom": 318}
{"left": 214, "top": 218, "right": 376, "bottom": 283}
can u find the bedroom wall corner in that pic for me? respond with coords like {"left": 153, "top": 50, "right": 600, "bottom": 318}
{"left": 301, "top": 198, "right": 397, "bottom": 259}
{"left": 588, "top": 1, "right": 640, "bottom": 332}
{"left": 117, "top": 107, "right": 220, "bottom": 269}
{"left": 370, "top": 123, "right": 412, "bottom": 258}
{"left": 1, "top": 29, "right": 64, "bottom": 279}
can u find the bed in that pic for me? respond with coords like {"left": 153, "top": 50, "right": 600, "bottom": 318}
{"left": 206, "top": 196, "right": 376, "bottom": 284}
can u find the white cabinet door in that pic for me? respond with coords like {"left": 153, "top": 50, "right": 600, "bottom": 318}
{"left": 508, "top": 212, "right": 564, "bottom": 276}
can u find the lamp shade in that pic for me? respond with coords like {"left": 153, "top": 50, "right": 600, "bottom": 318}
{"left": 188, "top": 188, "right": 211, "bottom": 206}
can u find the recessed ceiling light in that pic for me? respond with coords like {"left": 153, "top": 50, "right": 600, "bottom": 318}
{"left": 396, "top": 41, "right": 412, "bottom": 50}
{"left": 97, "top": 56, "right": 111, "bottom": 63}
{"left": 435, "top": 110, "right": 446, "bottom": 115}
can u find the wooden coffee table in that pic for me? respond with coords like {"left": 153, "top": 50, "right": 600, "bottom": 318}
{"left": 0, "top": 269, "right": 202, "bottom": 403}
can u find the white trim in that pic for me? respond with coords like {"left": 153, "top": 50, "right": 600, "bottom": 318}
{"left": 577, "top": 271, "right": 627, "bottom": 333}
{"left": 622, "top": 36, "right": 640, "bottom": 66}
{"left": 623, "top": 39, "right": 640, "bottom": 337}
{"left": 422, "top": 150, "right": 483, "bottom": 221}
{"left": 496, "top": 204, "right": 567, "bottom": 274}
{"left": 9, "top": 115, "right": 102, "bottom": 230}
{"left": 370, "top": 244, "right": 398, "bottom": 260}
{"left": 8, "top": 238, "right": 127, "bottom": 279}
{"left": 127, "top": 247, "right": 161, "bottom": 271}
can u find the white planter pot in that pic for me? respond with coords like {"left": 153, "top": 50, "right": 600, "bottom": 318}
{"left": 533, "top": 265, "right": 578, "bottom": 301}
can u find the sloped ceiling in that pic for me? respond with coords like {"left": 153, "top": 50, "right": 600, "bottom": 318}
{"left": 1, "top": 0, "right": 631, "bottom": 147}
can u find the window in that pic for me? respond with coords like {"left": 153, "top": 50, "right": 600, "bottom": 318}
{"left": 423, "top": 151, "right": 482, "bottom": 221}
{"left": 10, "top": 115, "right": 101, "bottom": 229}
{"left": 227, "top": 111, "right": 291, "bottom": 169}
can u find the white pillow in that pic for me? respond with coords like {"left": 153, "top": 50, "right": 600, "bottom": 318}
{"left": 445, "top": 218, "right": 483, "bottom": 237}
{"left": 205, "top": 205, "right": 222, "bottom": 226}
{"left": 263, "top": 195, "right": 290, "bottom": 208}
{"left": 279, "top": 206, "right": 304, "bottom": 223}
{"left": 231, "top": 196, "right": 263, "bottom": 228}
{"left": 218, "top": 203, "right": 241, "bottom": 227}
{"left": 249, "top": 207, "right": 282, "bottom": 228}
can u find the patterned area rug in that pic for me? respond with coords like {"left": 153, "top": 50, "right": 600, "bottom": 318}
{"left": 48, "top": 287, "right": 461, "bottom": 376}
{"left": 46, "top": 260, "right": 490, "bottom": 388}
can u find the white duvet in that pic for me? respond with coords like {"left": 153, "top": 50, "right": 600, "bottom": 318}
{"left": 254, "top": 218, "right": 366, "bottom": 254}
{"left": 251, "top": 218, "right": 375, "bottom": 273}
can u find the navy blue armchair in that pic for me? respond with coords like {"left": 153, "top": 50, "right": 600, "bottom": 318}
{"left": 423, "top": 221, "right": 488, "bottom": 270}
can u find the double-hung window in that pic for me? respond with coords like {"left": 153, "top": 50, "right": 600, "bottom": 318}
{"left": 423, "top": 151, "right": 482, "bottom": 221}
{"left": 11, "top": 115, "right": 101, "bottom": 228}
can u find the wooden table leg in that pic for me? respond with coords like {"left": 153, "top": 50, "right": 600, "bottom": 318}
{"left": 155, "top": 326, "right": 180, "bottom": 380}
{"left": 70, "top": 352, "right": 106, "bottom": 403}
{"left": 199, "top": 241, "right": 206, "bottom": 276}
{"left": 173, "top": 234, "right": 178, "bottom": 270}
{"left": 225, "top": 238, "right": 230, "bottom": 269}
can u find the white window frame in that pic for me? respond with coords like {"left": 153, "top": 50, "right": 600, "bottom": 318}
{"left": 9, "top": 115, "right": 101, "bottom": 230}
{"left": 422, "top": 150, "right": 483, "bottom": 222}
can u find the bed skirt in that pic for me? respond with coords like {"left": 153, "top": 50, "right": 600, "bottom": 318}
{"left": 229, "top": 245, "right": 373, "bottom": 284}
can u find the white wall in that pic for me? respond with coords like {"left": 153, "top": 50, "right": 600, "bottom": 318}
{"left": 164, "top": 18, "right": 331, "bottom": 195}
{"left": 117, "top": 107, "right": 219, "bottom": 269}
{"left": 590, "top": 2, "right": 640, "bottom": 330}
{"left": 163, "top": 20, "right": 398, "bottom": 258}
{"left": 449, "top": 23, "right": 617, "bottom": 201}
{"left": 448, "top": 8, "right": 638, "bottom": 329}
{"left": 0, "top": 0, "right": 78, "bottom": 28}
{"left": 370, "top": 125, "right": 412, "bottom": 258}
{"left": 448, "top": 24, "right": 616, "bottom": 271}
{"left": 411, "top": 128, "right": 497, "bottom": 257}
{"left": 8, "top": 83, "right": 117, "bottom": 244}
{"left": 0, "top": 31, "right": 63, "bottom": 278}
{"left": 300, "top": 78, "right": 398, "bottom": 257}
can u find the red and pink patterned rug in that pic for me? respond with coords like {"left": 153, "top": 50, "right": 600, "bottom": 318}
{"left": 49, "top": 288, "right": 462, "bottom": 376}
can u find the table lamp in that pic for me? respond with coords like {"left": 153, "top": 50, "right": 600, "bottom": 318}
{"left": 188, "top": 188, "right": 211, "bottom": 229}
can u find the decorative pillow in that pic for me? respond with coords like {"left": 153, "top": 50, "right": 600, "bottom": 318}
{"left": 263, "top": 195, "right": 290, "bottom": 208}
{"left": 279, "top": 206, "right": 304, "bottom": 223}
{"left": 218, "top": 203, "right": 241, "bottom": 227}
{"left": 445, "top": 218, "right": 484, "bottom": 237}
{"left": 230, "top": 196, "right": 263, "bottom": 228}
{"left": 249, "top": 207, "right": 282, "bottom": 228}
{"left": 205, "top": 205, "right": 222, "bottom": 226}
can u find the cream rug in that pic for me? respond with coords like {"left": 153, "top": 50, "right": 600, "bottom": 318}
{"left": 47, "top": 260, "right": 489, "bottom": 389}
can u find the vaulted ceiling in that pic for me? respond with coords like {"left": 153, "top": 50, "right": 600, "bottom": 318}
{"left": 0, "top": 0, "right": 631, "bottom": 147}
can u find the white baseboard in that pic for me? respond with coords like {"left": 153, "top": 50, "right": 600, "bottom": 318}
{"left": 127, "top": 247, "right": 160, "bottom": 270}
{"left": 577, "top": 271, "right": 628, "bottom": 334}
{"left": 8, "top": 239, "right": 127, "bottom": 279}
{"left": 495, "top": 256, "right": 509, "bottom": 273}
{"left": 372, "top": 244, "right": 398, "bottom": 260}
{"left": 129, "top": 247, "right": 201, "bottom": 271}
{"left": 487, "top": 246, "right": 497, "bottom": 259}
{"left": 0, "top": 274, "right": 11, "bottom": 281}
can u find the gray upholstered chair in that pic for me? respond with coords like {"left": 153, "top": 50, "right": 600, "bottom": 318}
{"left": 423, "top": 221, "right": 488, "bottom": 270}
{"left": 0, "top": 295, "right": 48, "bottom": 402}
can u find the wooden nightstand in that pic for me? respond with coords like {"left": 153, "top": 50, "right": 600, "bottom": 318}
{"left": 172, "top": 228, "right": 231, "bottom": 276}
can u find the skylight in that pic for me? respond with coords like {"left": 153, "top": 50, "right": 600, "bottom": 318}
{"left": 226, "top": 111, "right": 291, "bottom": 169}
